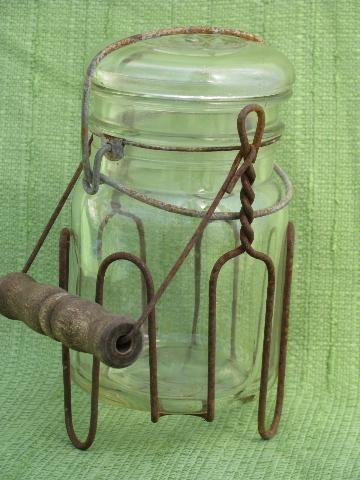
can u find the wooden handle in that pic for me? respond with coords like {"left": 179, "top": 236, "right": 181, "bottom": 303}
{"left": 0, "top": 272, "right": 143, "bottom": 368}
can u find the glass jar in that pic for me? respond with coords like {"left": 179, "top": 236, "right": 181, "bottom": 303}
{"left": 69, "top": 29, "right": 295, "bottom": 415}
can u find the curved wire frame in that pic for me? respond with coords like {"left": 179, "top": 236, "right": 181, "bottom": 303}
{"left": 95, "top": 252, "right": 159, "bottom": 423}
{"left": 59, "top": 228, "right": 99, "bottom": 450}
{"left": 59, "top": 229, "right": 159, "bottom": 450}
{"left": 206, "top": 222, "right": 295, "bottom": 438}
{"left": 63, "top": 102, "right": 294, "bottom": 439}
{"left": 258, "top": 221, "right": 295, "bottom": 439}
{"left": 96, "top": 192, "right": 147, "bottom": 309}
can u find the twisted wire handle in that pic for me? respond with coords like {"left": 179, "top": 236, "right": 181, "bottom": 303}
{"left": 227, "top": 104, "right": 265, "bottom": 249}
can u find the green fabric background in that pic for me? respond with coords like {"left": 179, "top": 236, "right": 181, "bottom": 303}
{"left": 0, "top": 1, "right": 359, "bottom": 478}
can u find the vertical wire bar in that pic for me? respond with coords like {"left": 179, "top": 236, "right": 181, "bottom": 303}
{"left": 60, "top": 228, "right": 100, "bottom": 450}
{"left": 207, "top": 245, "right": 245, "bottom": 421}
{"left": 258, "top": 222, "right": 295, "bottom": 439}
{"left": 191, "top": 235, "right": 203, "bottom": 344}
{"left": 226, "top": 221, "right": 241, "bottom": 361}
{"left": 252, "top": 227, "right": 277, "bottom": 364}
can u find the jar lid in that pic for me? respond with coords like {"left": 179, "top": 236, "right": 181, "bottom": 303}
{"left": 89, "top": 29, "right": 295, "bottom": 147}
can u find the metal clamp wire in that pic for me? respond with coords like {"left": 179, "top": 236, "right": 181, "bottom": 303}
{"left": 94, "top": 163, "right": 293, "bottom": 220}
{"left": 97, "top": 133, "right": 282, "bottom": 152}
{"left": 83, "top": 142, "right": 112, "bottom": 195}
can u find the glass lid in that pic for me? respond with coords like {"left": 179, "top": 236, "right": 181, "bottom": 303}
{"left": 92, "top": 32, "right": 294, "bottom": 100}
{"left": 89, "top": 30, "right": 295, "bottom": 147}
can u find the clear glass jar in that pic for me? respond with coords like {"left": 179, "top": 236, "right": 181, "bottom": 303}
{"left": 69, "top": 31, "right": 294, "bottom": 415}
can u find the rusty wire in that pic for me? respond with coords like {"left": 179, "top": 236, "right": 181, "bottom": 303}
{"left": 205, "top": 105, "right": 295, "bottom": 437}
{"left": 23, "top": 163, "right": 83, "bottom": 274}
{"left": 95, "top": 252, "right": 159, "bottom": 423}
{"left": 100, "top": 133, "right": 281, "bottom": 153}
{"left": 97, "top": 162, "right": 292, "bottom": 221}
{"left": 59, "top": 227, "right": 99, "bottom": 450}
{"left": 23, "top": 135, "right": 93, "bottom": 274}
{"left": 258, "top": 221, "right": 294, "bottom": 439}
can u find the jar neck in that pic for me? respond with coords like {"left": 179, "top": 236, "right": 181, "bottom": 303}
{"left": 97, "top": 138, "right": 280, "bottom": 196}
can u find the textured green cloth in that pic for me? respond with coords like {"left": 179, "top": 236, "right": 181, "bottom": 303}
{"left": 0, "top": 1, "right": 359, "bottom": 479}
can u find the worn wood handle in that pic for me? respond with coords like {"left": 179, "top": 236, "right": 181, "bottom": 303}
{"left": 0, "top": 272, "right": 143, "bottom": 368}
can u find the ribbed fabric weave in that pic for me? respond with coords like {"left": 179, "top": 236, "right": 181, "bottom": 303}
{"left": 0, "top": 1, "right": 359, "bottom": 478}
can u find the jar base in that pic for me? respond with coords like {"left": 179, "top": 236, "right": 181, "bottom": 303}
{"left": 72, "top": 335, "right": 261, "bottom": 415}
